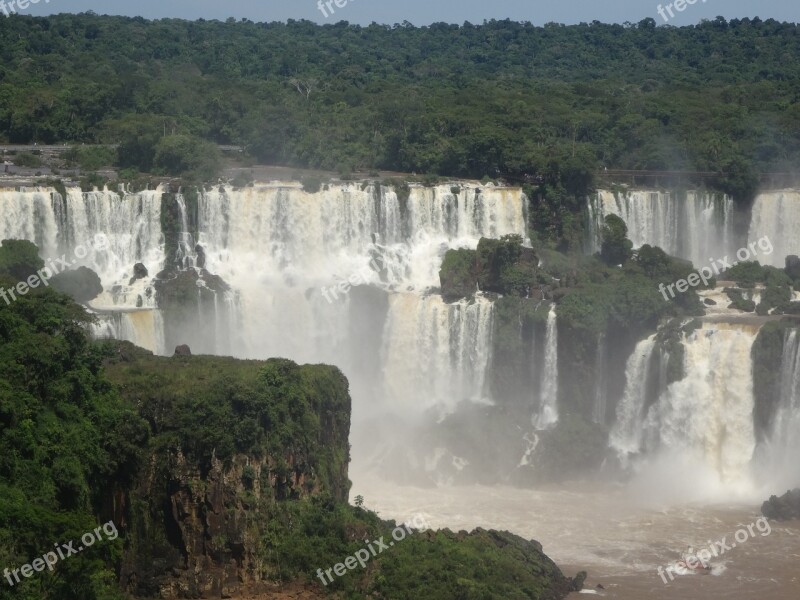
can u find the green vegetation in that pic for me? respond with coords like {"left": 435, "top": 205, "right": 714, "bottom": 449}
{"left": 1, "top": 15, "right": 798, "bottom": 202}
{"left": 0, "top": 243, "right": 136, "bottom": 600}
{"left": 0, "top": 239, "right": 578, "bottom": 600}
{"left": 599, "top": 215, "right": 633, "bottom": 266}
{"left": 0, "top": 239, "right": 43, "bottom": 281}
{"left": 721, "top": 262, "right": 796, "bottom": 314}
{"left": 104, "top": 353, "right": 352, "bottom": 497}
{"left": 11, "top": 152, "right": 43, "bottom": 168}
{"left": 63, "top": 146, "right": 116, "bottom": 171}
{"left": 152, "top": 134, "right": 221, "bottom": 180}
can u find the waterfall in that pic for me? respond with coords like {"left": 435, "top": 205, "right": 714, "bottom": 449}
{"left": 381, "top": 293, "right": 495, "bottom": 417}
{"left": 747, "top": 190, "right": 800, "bottom": 266}
{"left": 588, "top": 190, "right": 735, "bottom": 267}
{"left": 0, "top": 186, "right": 164, "bottom": 309}
{"left": 175, "top": 192, "right": 194, "bottom": 266}
{"left": 92, "top": 310, "right": 165, "bottom": 355}
{"left": 0, "top": 187, "right": 61, "bottom": 258}
{"left": 640, "top": 324, "right": 757, "bottom": 484}
{"left": 609, "top": 335, "right": 658, "bottom": 456}
{"left": 773, "top": 329, "right": 800, "bottom": 446}
{"left": 63, "top": 187, "right": 164, "bottom": 294}
{"left": 195, "top": 183, "right": 526, "bottom": 359}
{"left": 592, "top": 332, "right": 608, "bottom": 425}
{"left": 534, "top": 305, "right": 559, "bottom": 430}
{"left": 761, "top": 328, "right": 800, "bottom": 486}
{"left": 197, "top": 183, "right": 526, "bottom": 293}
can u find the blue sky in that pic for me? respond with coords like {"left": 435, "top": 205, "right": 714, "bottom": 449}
{"left": 12, "top": 0, "right": 800, "bottom": 26}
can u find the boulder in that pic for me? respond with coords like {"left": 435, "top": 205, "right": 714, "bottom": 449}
{"left": 174, "top": 344, "right": 192, "bottom": 357}
{"left": 50, "top": 266, "right": 103, "bottom": 303}
{"left": 762, "top": 488, "right": 800, "bottom": 521}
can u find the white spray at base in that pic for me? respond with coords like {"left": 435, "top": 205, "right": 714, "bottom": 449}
{"left": 611, "top": 323, "right": 761, "bottom": 502}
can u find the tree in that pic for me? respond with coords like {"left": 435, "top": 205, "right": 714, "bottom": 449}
{"left": 0, "top": 239, "right": 44, "bottom": 281}
{"left": 600, "top": 215, "right": 633, "bottom": 266}
{"left": 153, "top": 134, "right": 221, "bottom": 180}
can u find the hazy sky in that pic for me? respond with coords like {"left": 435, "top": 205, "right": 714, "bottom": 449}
{"left": 13, "top": 0, "right": 800, "bottom": 26}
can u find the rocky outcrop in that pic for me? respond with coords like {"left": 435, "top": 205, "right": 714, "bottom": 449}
{"left": 762, "top": 489, "right": 800, "bottom": 521}
{"left": 50, "top": 266, "right": 103, "bottom": 303}
{"left": 104, "top": 351, "right": 351, "bottom": 599}
{"left": 121, "top": 451, "right": 328, "bottom": 598}
{"left": 154, "top": 268, "right": 234, "bottom": 354}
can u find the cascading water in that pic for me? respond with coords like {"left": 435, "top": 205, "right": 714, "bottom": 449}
{"left": 760, "top": 328, "right": 800, "bottom": 486}
{"left": 0, "top": 187, "right": 61, "bottom": 258}
{"left": 612, "top": 324, "right": 758, "bottom": 488}
{"left": 0, "top": 186, "right": 166, "bottom": 346}
{"left": 195, "top": 183, "right": 526, "bottom": 361}
{"left": 588, "top": 190, "right": 736, "bottom": 267}
{"left": 63, "top": 187, "right": 164, "bottom": 302}
{"left": 747, "top": 190, "right": 800, "bottom": 266}
{"left": 380, "top": 293, "right": 495, "bottom": 417}
{"left": 592, "top": 332, "right": 608, "bottom": 425}
{"left": 534, "top": 305, "right": 559, "bottom": 430}
{"left": 92, "top": 310, "right": 165, "bottom": 355}
{"left": 610, "top": 335, "right": 657, "bottom": 457}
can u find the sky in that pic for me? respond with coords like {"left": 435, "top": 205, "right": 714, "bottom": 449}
{"left": 11, "top": 0, "right": 800, "bottom": 27}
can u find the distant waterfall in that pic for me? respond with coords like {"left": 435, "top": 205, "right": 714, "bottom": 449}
{"left": 747, "top": 191, "right": 800, "bottom": 266}
{"left": 610, "top": 335, "right": 657, "bottom": 456}
{"left": 534, "top": 305, "right": 559, "bottom": 430}
{"left": 197, "top": 183, "right": 526, "bottom": 292}
{"left": 588, "top": 190, "right": 735, "bottom": 267}
{"left": 381, "top": 294, "right": 494, "bottom": 416}
{"left": 763, "top": 328, "right": 800, "bottom": 486}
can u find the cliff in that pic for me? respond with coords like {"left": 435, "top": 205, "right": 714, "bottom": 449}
{"left": 103, "top": 344, "right": 351, "bottom": 597}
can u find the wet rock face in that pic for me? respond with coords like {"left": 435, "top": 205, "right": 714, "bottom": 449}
{"left": 120, "top": 448, "right": 347, "bottom": 598}
{"left": 762, "top": 489, "right": 800, "bottom": 521}
{"left": 787, "top": 255, "right": 800, "bottom": 280}
{"left": 131, "top": 262, "right": 149, "bottom": 283}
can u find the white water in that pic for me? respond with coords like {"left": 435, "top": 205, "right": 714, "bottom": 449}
{"left": 747, "top": 190, "right": 800, "bottom": 266}
{"left": 589, "top": 190, "right": 735, "bottom": 267}
{"left": 642, "top": 324, "right": 758, "bottom": 490}
{"left": 381, "top": 293, "right": 494, "bottom": 417}
{"left": 534, "top": 304, "right": 559, "bottom": 429}
{"left": 92, "top": 310, "right": 165, "bottom": 355}
{"left": 762, "top": 328, "right": 800, "bottom": 487}
{"left": 610, "top": 335, "right": 657, "bottom": 457}
{"left": 0, "top": 186, "right": 164, "bottom": 308}
{"left": 0, "top": 188, "right": 61, "bottom": 258}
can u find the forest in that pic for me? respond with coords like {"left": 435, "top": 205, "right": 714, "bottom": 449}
{"left": 0, "top": 13, "right": 798, "bottom": 201}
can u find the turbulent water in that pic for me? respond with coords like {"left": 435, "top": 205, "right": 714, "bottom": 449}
{"left": 3, "top": 181, "right": 800, "bottom": 597}
{"left": 588, "top": 190, "right": 736, "bottom": 267}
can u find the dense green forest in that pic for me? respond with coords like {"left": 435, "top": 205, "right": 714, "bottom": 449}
{"left": 0, "top": 13, "right": 799, "bottom": 194}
